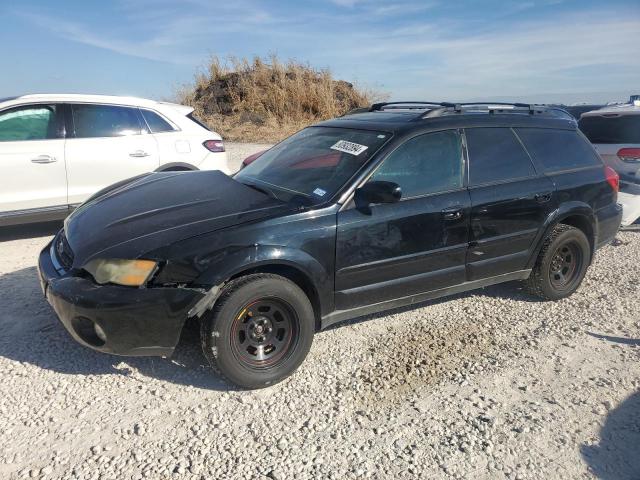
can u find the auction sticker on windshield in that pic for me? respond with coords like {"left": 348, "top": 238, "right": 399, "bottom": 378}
{"left": 331, "top": 140, "right": 368, "bottom": 156}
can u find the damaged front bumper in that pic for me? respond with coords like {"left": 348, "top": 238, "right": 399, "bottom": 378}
{"left": 38, "top": 241, "right": 204, "bottom": 357}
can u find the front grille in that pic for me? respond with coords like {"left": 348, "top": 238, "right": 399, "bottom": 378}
{"left": 54, "top": 232, "right": 74, "bottom": 271}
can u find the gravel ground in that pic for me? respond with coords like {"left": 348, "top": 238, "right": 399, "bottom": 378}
{"left": 0, "top": 144, "right": 639, "bottom": 479}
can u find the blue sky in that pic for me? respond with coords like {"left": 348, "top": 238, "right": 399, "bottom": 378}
{"left": 1, "top": 0, "right": 639, "bottom": 103}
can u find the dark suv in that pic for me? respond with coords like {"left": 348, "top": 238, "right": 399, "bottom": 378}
{"left": 38, "top": 102, "right": 622, "bottom": 389}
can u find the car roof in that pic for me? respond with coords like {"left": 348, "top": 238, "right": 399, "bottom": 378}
{"left": 0, "top": 93, "right": 182, "bottom": 109}
{"left": 580, "top": 101, "right": 640, "bottom": 117}
{"left": 317, "top": 103, "right": 577, "bottom": 135}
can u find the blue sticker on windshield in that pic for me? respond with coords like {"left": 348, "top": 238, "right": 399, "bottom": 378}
{"left": 313, "top": 188, "right": 327, "bottom": 197}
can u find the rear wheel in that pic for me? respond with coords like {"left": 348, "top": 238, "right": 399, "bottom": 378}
{"left": 201, "top": 274, "right": 314, "bottom": 389}
{"left": 525, "top": 224, "right": 591, "bottom": 300}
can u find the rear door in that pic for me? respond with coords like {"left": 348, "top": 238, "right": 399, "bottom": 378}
{"left": 335, "top": 129, "right": 470, "bottom": 310}
{"left": 64, "top": 103, "right": 160, "bottom": 205}
{"left": 0, "top": 103, "right": 67, "bottom": 213}
{"left": 464, "top": 127, "right": 556, "bottom": 280}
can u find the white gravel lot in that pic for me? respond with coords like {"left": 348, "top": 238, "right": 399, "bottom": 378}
{"left": 0, "top": 144, "right": 639, "bottom": 479}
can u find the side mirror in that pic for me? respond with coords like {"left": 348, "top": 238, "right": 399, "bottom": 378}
{"left": 355, "top": 181, "right": 402, "bottom": 205}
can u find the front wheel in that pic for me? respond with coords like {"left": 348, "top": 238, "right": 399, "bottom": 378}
{"left": 525, "top": 224, "right": 591, "bottom": 301}
{"left": 201, "top": 274, "right": 315, "bottom": 389}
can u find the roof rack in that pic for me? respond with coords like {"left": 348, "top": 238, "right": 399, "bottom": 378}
{"left": 424, "top": 102, "right": 574, "bottom": 120}
{"left": 369, "top": 101, "right": 455, "bottom": 112}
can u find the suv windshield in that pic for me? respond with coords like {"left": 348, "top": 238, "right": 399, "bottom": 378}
{"left": 579, "top": 114, "right": 640, "bottom": 144}
{"left": 235, "top": 126, "right": 390, "bottom": 204}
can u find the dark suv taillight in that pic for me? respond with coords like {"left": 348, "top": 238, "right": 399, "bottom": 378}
{"left": 203, "top": 140, "right": 225, "bottom": 152}
{"left": 604, "top": 166, "right": 619, "bottom": 194}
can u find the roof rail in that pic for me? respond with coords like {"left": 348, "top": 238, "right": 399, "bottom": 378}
{"left": 369, "top": 101, "right": 455, "bottom": 112}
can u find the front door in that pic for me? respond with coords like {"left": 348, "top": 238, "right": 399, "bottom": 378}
{"left": 0, "top": 103, "right": 67, "bottom": 213}
{"left": 65, "top": 103, "right": 160, "bottom": 205}
{"left": 464, "top": 127, "right": 556, "bottom": 280}
{"left": 335, "top": 129, "right": 470, "bottom": 311}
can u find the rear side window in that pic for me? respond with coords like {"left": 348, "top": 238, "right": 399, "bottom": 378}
{"left": 140, "top": 109, "right": 175, "bottom": 133}
{"left": 0, "top": 104, "right": 60, "bottom": 141}
{"left": 578, "top": 115, "right": 640, "bottom": 144}
{"left": 515, "top": 128, "right": 601, "bottom": 173}
{"left": 466, "top": 127, "right": 536, "bottom": 185}
{"left": 371, "top": 130, "right": 463, "bottom": 197}
{"left": 72, "top": 104, "right": 143, "bottom": 138}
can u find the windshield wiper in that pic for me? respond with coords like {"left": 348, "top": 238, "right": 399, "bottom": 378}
{"left": 240, "top": 182, "right": 280, "bottom": 201}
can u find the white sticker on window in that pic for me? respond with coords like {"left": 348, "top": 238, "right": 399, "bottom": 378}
{"left": 330, "top": 140, "right": 368, "bottom": 156}
{"left": 313, "top": 188, "right": 327, "bottom": 197}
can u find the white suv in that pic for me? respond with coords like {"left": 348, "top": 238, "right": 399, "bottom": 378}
{"left": 579, "top": 99, "right": 640, "bottom": 184}
{"left": 0, "top": 94, "right": 230, "bottom": 226}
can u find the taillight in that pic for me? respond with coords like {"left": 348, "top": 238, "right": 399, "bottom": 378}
{"left": 617, "top": 147, "right": 640, "bottom": 163}
{"left": 604, "top": 166, "right": 619, "bottom": 193}
{"left": 203, "top": 140, "right": 225, "bottom": 152}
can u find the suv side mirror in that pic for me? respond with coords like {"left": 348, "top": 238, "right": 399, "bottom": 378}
{"left": 355, "top": 181, "right": 402, "bottom": 205}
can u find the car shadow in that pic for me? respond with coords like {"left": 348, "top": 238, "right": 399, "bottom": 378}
{"left": 0, "top": 221, "right": 63, "bottom": 242}
{"left": 0, "top": 266, "right": 233, "bottom": 391}
{"left": 581, "top": 391, "right": 640, "bottom": 479}
{"left": 586, "top": 332, "right": 640, "bottom": 346}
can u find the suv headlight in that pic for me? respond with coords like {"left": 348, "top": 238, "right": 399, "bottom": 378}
{"left": 84, "top": 259, "right": 158, "bottom": 287}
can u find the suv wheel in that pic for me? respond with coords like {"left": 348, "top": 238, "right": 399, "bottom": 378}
{"left": 525, "top": 224, "right": 591, "bottom": 300}
{"left": 201, "top": 274, "right": 314, "bottom": 389}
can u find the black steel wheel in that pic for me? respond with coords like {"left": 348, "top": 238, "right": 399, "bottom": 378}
{"left": 525, "top": 223, "right": 591, "bottom": 301}
{"left": 230, "top": 298, "right": 298, "bottom": 368}
{"left": 201, "top": 274, "right": 314, "bottom": 389}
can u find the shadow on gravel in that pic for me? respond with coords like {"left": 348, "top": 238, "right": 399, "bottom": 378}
{"left": 581, "top": 391, "right": 640, "bottom": 480}
{"left": 586, "top": 332, "right": 640, "bottom": 346}
{"left": 0, "top": 221, "right": 63, "bottom": 242}
{"left": 327, "top": 280, "right": 541, "bottom": 330}
{"left": 0, "top": 266, "right": 233, "bottom": 392}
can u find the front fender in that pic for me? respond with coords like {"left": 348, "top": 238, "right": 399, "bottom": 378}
{"left": 526, "top": 202, "right": 596, "bottom": 269}
{"left": 194, "top": 244, "right": 332, "bottom": 315}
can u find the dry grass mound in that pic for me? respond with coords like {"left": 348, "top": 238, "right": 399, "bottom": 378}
{"left": 174, "top": 55, "right": 385, "bottom": 143}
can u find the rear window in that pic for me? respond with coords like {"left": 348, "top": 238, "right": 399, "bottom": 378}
{"left": 466, "top": 127, "right": 536, "bottom": 185}
{"left": 140, "top": 109, "right": 175, "bottom": 133}
{"left": 516, "top": 128, "right": 601, "bottom": 173}
{"left": 578, "top": 114, "right": 640, "bottom": 144}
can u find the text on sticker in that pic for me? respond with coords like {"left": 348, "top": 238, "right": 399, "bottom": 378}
{"left": 330, "top": 140, "right": 369, "bottom": 156}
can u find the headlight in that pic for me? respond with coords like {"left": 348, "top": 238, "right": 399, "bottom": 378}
{"left": 84, "top": 259, "right": 158, "bottom": 286}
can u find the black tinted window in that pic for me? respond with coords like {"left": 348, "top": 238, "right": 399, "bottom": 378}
{"left": 578, "top": 115, "right": 640, "bottom": 144}
{"left": 0, "top": 104, "right": 59, "bottom": 141}
{"left": 141, "top": 109, "right": 175, "bottom": 133}
{"left": 72, "top": 104, "right": 143, "bottom": 138}
{"left": 466, "top": 128, "right": 535, "bottom": 185}
{"left": 516, "top": 128, "right": 601, "bottom": 172}
{"left": 371, "top": 130, "right": 463, "bottom": 197}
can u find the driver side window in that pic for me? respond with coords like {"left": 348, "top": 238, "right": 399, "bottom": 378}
{"left": 370, "top": 130, "right": 463, "bottom": 198}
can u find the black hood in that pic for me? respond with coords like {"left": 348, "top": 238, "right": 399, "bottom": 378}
{"left": 64, "top": 171, "right": 292, "bottom": 267}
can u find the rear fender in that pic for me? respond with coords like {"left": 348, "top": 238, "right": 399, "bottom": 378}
{"left": 526, "top": 202, "right": 596, "bottom": 268}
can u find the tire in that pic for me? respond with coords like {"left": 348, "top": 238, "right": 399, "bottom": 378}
{"left": 201, "top": 273, "right": 315, "bottom": 389}
{"left": 524, "top": 224, "right": 591, "bottom": 301}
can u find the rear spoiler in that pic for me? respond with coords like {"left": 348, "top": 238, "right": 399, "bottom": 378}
{"left": 156, "top": 101, "right": 194, "bottom": 116}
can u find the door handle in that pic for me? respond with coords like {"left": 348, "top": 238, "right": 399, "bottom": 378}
{"left": 31, "top": 155, "right": 57, "bottom": 164}
{"left": 442, "top": 206, "right": 463, "bottom": 220}
{"left": 129, "top": 150, "right": 151, "bottom": 158}
{"left": 534, "top": 192, "right": 552, "bottom": 203}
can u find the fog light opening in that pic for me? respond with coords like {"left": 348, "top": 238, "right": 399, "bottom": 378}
{"left": 71, "top": 317, "right": 106, "bottom": 347}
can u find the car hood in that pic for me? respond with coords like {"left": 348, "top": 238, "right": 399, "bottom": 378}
{"left": 64, "top": 171, "right": 292, "bottom": 267}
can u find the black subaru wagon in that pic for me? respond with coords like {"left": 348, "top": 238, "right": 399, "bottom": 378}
{"left": 38, "top": 102, "right": 622, "bottom": 388}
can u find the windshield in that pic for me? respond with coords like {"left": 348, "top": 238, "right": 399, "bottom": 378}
{"left": 235, "top": 126, "right": 391, "bottom": 204}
